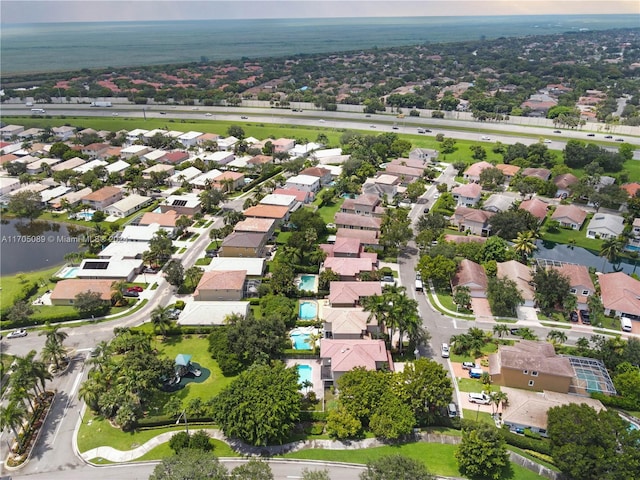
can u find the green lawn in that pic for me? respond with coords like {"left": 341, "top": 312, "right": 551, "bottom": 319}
{"left": 313, "top": 196, "right": 345, "bottom": 224}
{"left": 0, "top": 265, "right": 62, "bottom": 311}
{"left": 153, "top": 336, "right": 233, "bottom": 402}
{"left": 77, "top": 409, "right": 189, "bottom": 452}
{"left": 457, "top": 378, "right": 500, "bottom": 393}
{"left": 282, "top": 442, "right": 545, "bottom": 480}
{"left": 462, "top": 409, "right": 497, "bottom": 426}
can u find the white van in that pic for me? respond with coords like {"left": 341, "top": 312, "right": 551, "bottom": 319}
{"left": 621, "top": 317, "right": 632, "bottom": 333}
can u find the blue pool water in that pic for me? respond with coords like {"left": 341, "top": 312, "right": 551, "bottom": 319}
{"left": 291, "top": 333, "right": 312, "bottom": 350}
{"left": 153, "top": 207, "right": 162, "bottom": 213}
{"left": 62, "top": 267, "right": 80, "bottom": 278}
{"left": 299, "top": 275, "right": 316, "bottom": 291}
{"left": 76, "top": 211, "right": 94, "bottom": 221}
{"left": 297, "top": 365, "right": 313, "bottom": 385}
{"left": 299, "top": 301, "right": 317, "bottom": 320}
{"left": 625, "top": 245, "right": 640, "bottom": 252}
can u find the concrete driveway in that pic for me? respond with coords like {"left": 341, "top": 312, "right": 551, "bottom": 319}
{"left": 516, "top": 305, "right": 539, "bottom": 322}
{"left": 471, "top": 298, "right": 493, "bottom": 321}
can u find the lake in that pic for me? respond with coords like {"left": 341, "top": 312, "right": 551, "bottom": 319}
{"left": 0, "top": 219, "right": 87, "bottom": 276}
{"left": 2, "top": 15, "right": 638, "bottom": 75}
{"left": 534, "top": 240, "right": 639, "bottom": 276}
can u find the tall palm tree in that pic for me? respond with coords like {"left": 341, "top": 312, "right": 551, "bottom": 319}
{"left": 518, "top": 327, "right": 538, "bottom": 341}
{"left": 184, "top": 266, "right": 203, "bottom": 290}
{"left": 546, "top": 329, "right": 568, "bottom": 346}
{"left": 151, "top": 306, "right": 173, "bottom": 338}
{"left": 110, "top": 280, "right": 126, "bottom": 306}
{"left": 39, "top": 323, "right": 68, "bottom": 349}
{"left": 41, "top": 338, "right": 67, "bottom": 369}
{"left": 87, "top": 341, "right": 111, "bottom": 373}
{"left": 512, "top": 230, "right": 537, "bottom": 262}
{"left": 599, "top": 237, "right": 623, "bottom": 272}
{"left": 0, "top": 401, "right": 28, "bottom": 452}
{"left": 78, "top": 378, "right": 102, "bottom": 412}
{"left": 492, "top": 323, "right": 510, "bottom": 338}
{"left": 489, "top": 390, "right": 509, "bottom": 416}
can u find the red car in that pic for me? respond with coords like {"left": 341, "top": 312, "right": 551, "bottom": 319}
{"left": 127, "top": 286, "right": 144, "bottom": 292}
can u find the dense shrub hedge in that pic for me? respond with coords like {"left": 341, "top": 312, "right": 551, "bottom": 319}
{"left": 499, "top": 428, "right": 552, "bottom": 456}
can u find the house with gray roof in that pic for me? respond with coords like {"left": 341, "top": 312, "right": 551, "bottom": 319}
{"left": 482, "top": 193, "right": 517, "bottom": 213}
{"left": 586, "top": 213, "right": 625, "bottom": 240}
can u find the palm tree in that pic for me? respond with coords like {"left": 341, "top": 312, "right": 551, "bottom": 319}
{"left": 39, "top": 323, "right": 68, "bottom": 350}
{"left": 546, "top": 329, "right": 568, "bottom": 346}
{"left": 87, "top": 340, "right": 111, "bottom": 373}
{"left": 151, "top": 306, "right": 173, "bottom": 338}
{"left": 599, "top": 237, "right": 623, "bottom": 272}
{"left": 512, "top": 230, "right": 538, "bottom": 262}
{"left": 184, "top": 266, "right": 203, "bottom": 290}
{"left": 489, "top": 391, "right": 509, "bottom": 416}
{"left": 209, "top": 228, "right": 223, "bottom": 248}
{"left": 78, "top": 378, "right": 102, "bottom": 412}
{"left": 492, "top": 323, "right": 510, "bottom": 338}
{"left": 0, "top": 401, "right": 28, "bottom": 452}
{"left": 110, "top": 280, "right": 126, "bottom": 306}
{"left": 41, "top": 338, "right": 67, "bottom": 370}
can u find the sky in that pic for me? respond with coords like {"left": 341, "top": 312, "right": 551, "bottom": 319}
{"left": 1, "top": 0, "right": 639, "bottom": 24}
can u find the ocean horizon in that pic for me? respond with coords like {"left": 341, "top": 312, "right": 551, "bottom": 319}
{"left": 1, "top": 14, "right": 638, "bottom": 76}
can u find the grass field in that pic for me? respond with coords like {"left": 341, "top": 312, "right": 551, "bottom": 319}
{"left": 0, "top": 265, "right": 62, "bottom": 311}
{"left": 282, "top": 442, "right": 545, "bottom": 480}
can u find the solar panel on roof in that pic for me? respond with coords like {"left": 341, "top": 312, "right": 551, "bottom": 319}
{"left": 171, "top": 200, "right": 188, "bottom": 207}
{"left": 82, "top": 261, "right": 110, "bottom": 270}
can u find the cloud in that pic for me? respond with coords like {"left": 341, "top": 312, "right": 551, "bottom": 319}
{"left": 1, "top": 0, "right": 638, "bottom": 24}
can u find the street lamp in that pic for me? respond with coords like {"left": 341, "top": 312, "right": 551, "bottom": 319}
{"left": 176, "top": 409, "right": 189, "bottom": 435}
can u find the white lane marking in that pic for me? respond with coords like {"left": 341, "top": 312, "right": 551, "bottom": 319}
{"left": 51, "top": 370, "right": 84, "bottom": 445}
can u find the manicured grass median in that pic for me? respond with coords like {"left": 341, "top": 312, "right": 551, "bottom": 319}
{"left": 282, "top": 442, "right": 545, "bottom": 480}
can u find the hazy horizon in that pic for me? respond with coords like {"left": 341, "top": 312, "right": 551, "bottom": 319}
{"left": 2, "top": 0, "right": 639, "bottom": 25}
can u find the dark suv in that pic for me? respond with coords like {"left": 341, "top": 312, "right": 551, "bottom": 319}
{"left": 569, "top": 311, "right": 579, "bottom": 322}
{"left": 579, "top": 309, "right": 591, "bottom": 325}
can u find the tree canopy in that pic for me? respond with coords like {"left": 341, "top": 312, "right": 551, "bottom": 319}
{"left": 212, "top": 361, "right": 301, "bottom": 446}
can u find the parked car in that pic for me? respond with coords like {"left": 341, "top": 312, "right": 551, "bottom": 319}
{"left": 447, "top": 403, "right": 458, "bottom": 418}
{"left": 90, "top": 347, "right": 100, "bottom": 357}
{"left": 579, "top": 309, "right": 591, "bottom": 325}
{"left": 205, "top": 250, "right": 218, "bottom": 258}
{"left": 510, "top": 328, "right": 521, "bottom": 336}
{"left": 381, "top": 275, "right": 395, "bottom": 283}
{"left": 441, "top": 343, "right": 450, "bottom": 358}
{"left": 569, "top": 311, "right": 579, "bottom": 322}
{"left": 462, "top": 361, "right": 476, "bottom": 370}
{"left": 123, "top": 290, "right": 139, "bottom": 298}
{"left": 127, "top": 286, "right": 144, "bottom": 292}
{"left": 468, "top": 392, "right": 491, "bottom": 404}
{"left": 144, "top": 267, "right": 158, "bottom": 273}
{"left": 6, "top": 329, "right": 27, "bottom": 339}
{"left": 469, "top": 367, "right": 484, "bottom": 379}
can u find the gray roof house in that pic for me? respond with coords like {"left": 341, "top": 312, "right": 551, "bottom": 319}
{"left": 586, "top": 213, "right": 625, "bottom": 240}
{"left": 482, "top": 193, "right": 517, "bottom": 213}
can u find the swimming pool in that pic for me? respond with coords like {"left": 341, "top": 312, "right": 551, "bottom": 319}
{"left": 297, "top": 365, "right": 313, "bottom": 386}
{"left": 291, "top": 333, "right": 312, "bottom": 350}
{"left": 75, "top": 211, "right": 95, "bottom": 221}
{"left": 299, "top": 301, "right": 317, "bottom": 320}
{"left": 298, "top": 275, "right": 316, "bottom": 291}
{"left": 60, "top": 266, "right": 80, "bottom": 278}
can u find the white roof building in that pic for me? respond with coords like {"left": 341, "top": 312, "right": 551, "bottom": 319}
{"left": 126, "top": 129, "right": 149, "bottom": 142}
{"left": 40, "top": 185, "right": 71, "bottom": 203}
{"left": 259, "top": 193, "right": 298, "bottom": 208}
{"left": 203, "top": 151, "right": 235, "bottom": 165}
{"left": 104, "top": 194, "right": 152, "bottom": 218}
{"left": 121, "top": 145, "right": 151, "bottom": 159}
{"left": 168, "top": 167, "right": 202, "bottom": 186}
{"left": 143, "top": 150, "right": 167, "bottom": 163}
{"left": 191, "top": 169, "right": 222, "bottom": 188}
{"left": 0, "top": 177, "right": 21, "bottom": 196}
{"left": 98, "top": 241, "right": 150, "bottom": 259}
{"left": 284, "top": 174, "right": 321, "bottom": 193}
{"left": 119, "top": 223, "right": 173, "bottom": 242}
{"left": 177, "top": 301, "right": 250, "bottom": 326}
{"left": 178, "top": 131, "right": 204, "bottom": 146}
{"left": 217, "top": 136, "right": 239, "bottom": 151}
{"left": 205, "top": 257, "right": 266, "bottom": 277}
{"left": 105, "top": 160, "right": 131, "bottom": 174}
{"left": 76, "top": 258, "right": 142, "bottom": 282}
{"left": 290, "top": 142, "right": 322, "bottom": 157}
{"left": 73, "top": 159, "right": 108, "bottom": 174}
